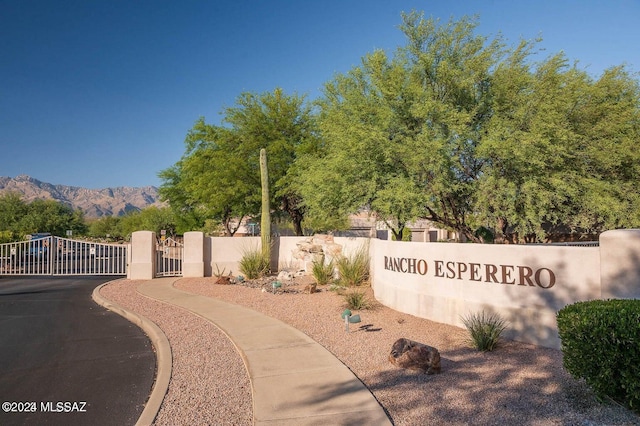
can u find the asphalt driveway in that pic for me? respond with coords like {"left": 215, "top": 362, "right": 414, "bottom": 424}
{"left": 0, "top": 276, "right": 155, "bottom": 426}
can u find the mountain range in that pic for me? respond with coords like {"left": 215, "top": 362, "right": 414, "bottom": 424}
{"left": 0, "top": 175, "right": 164, "bottom": 218}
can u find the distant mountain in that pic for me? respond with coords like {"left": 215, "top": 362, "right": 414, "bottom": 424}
{"left": 0, "top": 175, "right": 164, "bottom": 218}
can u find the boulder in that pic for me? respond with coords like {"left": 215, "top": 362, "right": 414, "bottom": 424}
{"left": 277, "top": 270, "right": 294, "bottom": 281}
{"left": 389, "top": 338, "right": 441, "bottom": 374}
{"left": 215, "top": 276, "right": 232, "bottom": 285}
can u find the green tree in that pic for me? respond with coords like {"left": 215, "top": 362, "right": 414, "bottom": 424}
{"left": 478, "top": 51, "right": 640, "bottom": 241}
{"left": 0, "top": 193, "right": 86, "bottom": 239}
{"left": 19, "top": 199, "right": 87, "bottom": 237}
{"left": 160, "top": 88, "right": 319, "bottom": 235}
{"left": 87, "top": 216, "right": 123, "bottom": 240}
{"left": 118, "top": 206, "right": 177, "bottom": 239}
{"left": 299, "top": 13, "right": 502, "bottom": 241}
{"left": 300, "top": 11, "right": 640, "bottom": 242}
{"left": 159, "top": 122, "right": 256, "bottom": 236}
{"left": 0, "top": 192, "right": 28, "bottom": 241}
{"left": 157, "top": 162, "right": 207, "bottom": 234}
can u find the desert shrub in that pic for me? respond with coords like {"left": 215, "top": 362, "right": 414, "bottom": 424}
{"left": 344, "top": 290, "right": 370, "bottom": 310}
{"left": 461, "top": 311, "right": 508, "bottom": 351}
{"left": 557, "top": 299, "right": 640, "bottom": 412}
{"left": 212, "top": 264, "right": 228, "bottom": 278}
{"left": 311, "top": 258, "right": 335, "bottom": 286}
{"left": 336, "top": 245, "right": 370, "bottom": 287}
{"left": 238, "top": 246, "right": 269, "bottom": 279}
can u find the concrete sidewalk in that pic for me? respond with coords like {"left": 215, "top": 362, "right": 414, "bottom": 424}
{"left": 137, "top": 278, "right": 392, "bottom": 426}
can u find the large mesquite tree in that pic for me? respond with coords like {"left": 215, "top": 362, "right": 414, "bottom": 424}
{"left": 298, "top": 12, "right": 640, "bottom": 242}
{"left": 479, "top": 56, "right": 640, "bottom": 241}
{"left": 299, "top": 13, "right": 503, "bottom": 241}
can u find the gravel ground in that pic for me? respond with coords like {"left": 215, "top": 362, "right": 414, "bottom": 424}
{"left": 100, "top": 279, "right": 252, "bottom": 426}
{"left": 101, "top": 277, "right": 640, "bottom": 426}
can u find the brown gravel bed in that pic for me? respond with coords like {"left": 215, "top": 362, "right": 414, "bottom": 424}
{"left": 100, "top": 279, "right": 252, "bottom": 426}
{"left": 102, "top": 277, "right": 640, "bottom": 425}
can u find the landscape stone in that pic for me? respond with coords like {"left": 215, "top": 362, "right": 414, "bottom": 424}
{"left": 388, "top": 338, "right": 441, "bottom": 374}
{"left": 215, "top": 276, "right": 232, "bottom": 285}
{"left": 277, "top": 270, "right": 294, "bottom": 281}
{"left": 303, "top": 283, "right": 318, "bottom": 294}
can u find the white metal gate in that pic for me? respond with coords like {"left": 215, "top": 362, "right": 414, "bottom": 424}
{"left": 0, "top": 236, "right": 128, "bottom": 276}
{"left": 156, "top": 238, "right": 183, "bottom": 277}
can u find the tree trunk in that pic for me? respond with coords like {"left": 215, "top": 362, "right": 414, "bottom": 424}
{"left": 281, "top": 195, "right": 305, "bottom": 236}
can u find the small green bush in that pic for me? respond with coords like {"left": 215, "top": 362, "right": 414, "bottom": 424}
{"left": 336, "top": 245, "right": 370, "bottom": 287}
{"left": 311, "top": 258, "right": 334, "bottom": 286}
{"left": 557, "top": 299, "right": 640, "bottom": 413}
{"left": 238, "top": 247, "right": 269, "bottom": 279}
{"left": 344, "top": 290, "right": 370, "bottom": 310}
{"left": 461, "top": 311, "right": 508, "bottom": 351}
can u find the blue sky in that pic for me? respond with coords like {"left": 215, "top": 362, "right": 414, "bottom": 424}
{"left": 1, "top": 0, "right": 638, "bottom": 189}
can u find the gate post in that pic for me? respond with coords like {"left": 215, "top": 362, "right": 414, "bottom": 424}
{"left": 129, "top": 231, "right": 156, "bottom": 280}
{"left": 183, "top": 231, "right": 204, "bottom": 278}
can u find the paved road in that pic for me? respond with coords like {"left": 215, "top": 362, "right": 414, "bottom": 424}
{"left": 0, "top": 277, "right": 155, "bottom": 426}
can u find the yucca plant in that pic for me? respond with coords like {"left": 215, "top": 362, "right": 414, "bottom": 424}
{"left": 311, "top": 258, "right": 335, "bottom": 286}
{"left": 344, "top": 290, "right": 370, "bottom": 310}
{"left": 238, "top": 246, "right": 269, "bottom": 279}
{"left": 336, "top": 245, "right": 370, "bottom": 287}
{"left": 461, "top": 311, "right": 508, "bottom": 351}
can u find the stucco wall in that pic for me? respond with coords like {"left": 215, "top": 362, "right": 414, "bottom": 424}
{"left": 202, "top": 235, "right": 372, "bottom": 277}
{"left": 205, "top": 236, "right": 262, "bottom": 277}
{"left": 275, "top": 236, "right": 371, "bottom": 271}
{"left": 173, "top": 230, "right": 640, "bottom": 349}
{"left": 275, "top": 236, "right": 306, "bottom": 270}
{"left": 370, "top": 238, "right": 602, "bottom": 349}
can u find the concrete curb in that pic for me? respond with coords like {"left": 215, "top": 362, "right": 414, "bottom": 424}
{"left": 92, "top": 282, "right": 172, "bottom": 426}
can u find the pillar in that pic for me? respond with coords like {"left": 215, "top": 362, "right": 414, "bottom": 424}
{"left": 183, "top": 231, "right": 204, "bottom": 278}
{"left": 129, "top": 230, "right": 156, "bottom": 280}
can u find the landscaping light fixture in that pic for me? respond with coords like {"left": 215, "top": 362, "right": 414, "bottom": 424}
{"left": 272, "top": 280, "right": 282, "bottom": 294}
{"left": 341, "top": 309, "right": 361, "bottom": 332}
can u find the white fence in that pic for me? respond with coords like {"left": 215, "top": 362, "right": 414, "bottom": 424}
{"left": 156, "top": 238, "right": 183, "bottom": 277}
{"left": 0, "top": 236, "right": 127, "bottom": 276}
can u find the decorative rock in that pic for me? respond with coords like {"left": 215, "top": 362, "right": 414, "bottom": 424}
{"left": 292, "top": 235, "right": 345, "bottom": 273}
{"left": 303, "top": 283, "right": 318, "bottom": 294}
{"left": 389, "top": 338, "right": 441, "bottom": 374}
{"left": 215, "top": 276, "right": 232, "bottom": 285}
{"left": 277, "top": 270, "right": 293, "bottom": 281}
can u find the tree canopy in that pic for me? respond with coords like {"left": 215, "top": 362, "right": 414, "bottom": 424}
{"left": 0, "top": 193, "right": 86, "bottom": 242}
{"left": 298, "top": 13, "right": 504, "bottom": 241}
{"left": 159, "top": 12, "right": 640, "bottom": 243}
{"left": 159, "top": 88, "right": 319, "bottom": 236}
{"left": 297, "top": 12, "right": 640, "bottom": 242}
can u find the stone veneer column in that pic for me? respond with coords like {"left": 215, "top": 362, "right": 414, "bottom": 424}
{"left": 129, "top": 230, "right": 156, "bottom": 280}
{"left": 600, "top": 229, "right": 640, "bottom": 299}
{"left": 182, "top": 231, "right": 204, "bottom": 278}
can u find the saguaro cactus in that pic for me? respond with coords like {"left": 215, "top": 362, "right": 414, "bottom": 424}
{"left": 259, "top": 148, "right": 271, "bottom": 264}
